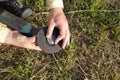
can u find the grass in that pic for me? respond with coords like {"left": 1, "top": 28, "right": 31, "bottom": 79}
{"left": 0, "top": 0, "right": 120, "bottom": 80}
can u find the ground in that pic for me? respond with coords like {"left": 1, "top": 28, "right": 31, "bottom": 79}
{"left": 0, "top": 0, "right": 120, "bottom": 80}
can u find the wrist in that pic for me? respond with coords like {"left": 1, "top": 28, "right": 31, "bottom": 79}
{"left": 46, "top": 0, "right": 64, "bottom": 10}
{"left": 49, "top": 7, "right": 64, "bottom": 16}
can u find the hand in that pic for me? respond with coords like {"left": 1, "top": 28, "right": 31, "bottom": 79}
{"left": 46, "top": 8, "right": 70, "bottom": 49}
{"left": 5, "top": 30, "right": 41, "bottom": 51}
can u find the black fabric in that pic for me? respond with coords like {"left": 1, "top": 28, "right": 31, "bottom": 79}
{"left": 0, "top": 0, "right": 28, "bottom": 17}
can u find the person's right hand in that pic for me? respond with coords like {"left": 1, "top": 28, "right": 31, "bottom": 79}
{"left": 46, "top": 8, "right": 71, "bottom": 49}
{"left": 5, "top": 30, "right": 41, "bottom": 51}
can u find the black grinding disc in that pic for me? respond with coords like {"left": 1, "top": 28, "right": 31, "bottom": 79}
{"left": 37, "top": 27, "right": 63, "bottom": 53}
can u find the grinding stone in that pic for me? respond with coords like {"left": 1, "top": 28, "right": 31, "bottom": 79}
{"left": 37, "top": 27, "right": 63, "bottom": 53}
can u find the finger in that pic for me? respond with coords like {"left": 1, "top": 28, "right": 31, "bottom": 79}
{"left": 30, "top": 43, "right": 42, "bottom": 51}
{"left": 25, "top": 42, "right": 42, "bottom": 51}
{"left": 22, "top": 36, "right": 41, "bottom": 51}
{"left": 55, "top": 27, "right": 65, "bottom": 44}
{"left": 67, "top": 32, "right": 71, "bottom": 46}
{"left": 62, "top": 30, "right": 70, "bottom": 48}
{"left": 29, "top": 37, "right": 42, "bottom": 51}
{"left": 46, "top": 20, "right": 55, "bottom": 38}
{"left": 67, "top": 40, "right": 70, "bottom": 46}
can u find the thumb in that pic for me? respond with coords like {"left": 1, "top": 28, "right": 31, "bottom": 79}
{"left": 46, "top": 20, "right": 55, "bottom": 38}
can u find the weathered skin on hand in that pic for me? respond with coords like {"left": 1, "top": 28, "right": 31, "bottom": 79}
{"left": 46, "top": 8, "right": 71, "bottom": 49}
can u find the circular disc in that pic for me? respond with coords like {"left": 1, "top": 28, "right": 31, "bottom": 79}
{"left": 36, "top": 27, "right": 62, "bottom": 53}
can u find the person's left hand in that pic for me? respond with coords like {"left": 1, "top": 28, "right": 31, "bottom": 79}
{"left": 5, "top": 30, "right": 41, "bottom": 51}
{"left": 46, "top": 7, "right": 70, "bottom": 49}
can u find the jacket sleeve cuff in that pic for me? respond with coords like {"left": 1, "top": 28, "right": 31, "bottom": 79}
{"left": 46, "top": 0, "right": 64, "bottom": 9}
{"left": 0, "top": 23, "right": 10, "bottom": 43}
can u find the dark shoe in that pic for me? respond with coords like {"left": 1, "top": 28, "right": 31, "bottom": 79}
{"left": 0, "top": 0, "right": 32, "bottom": 18}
